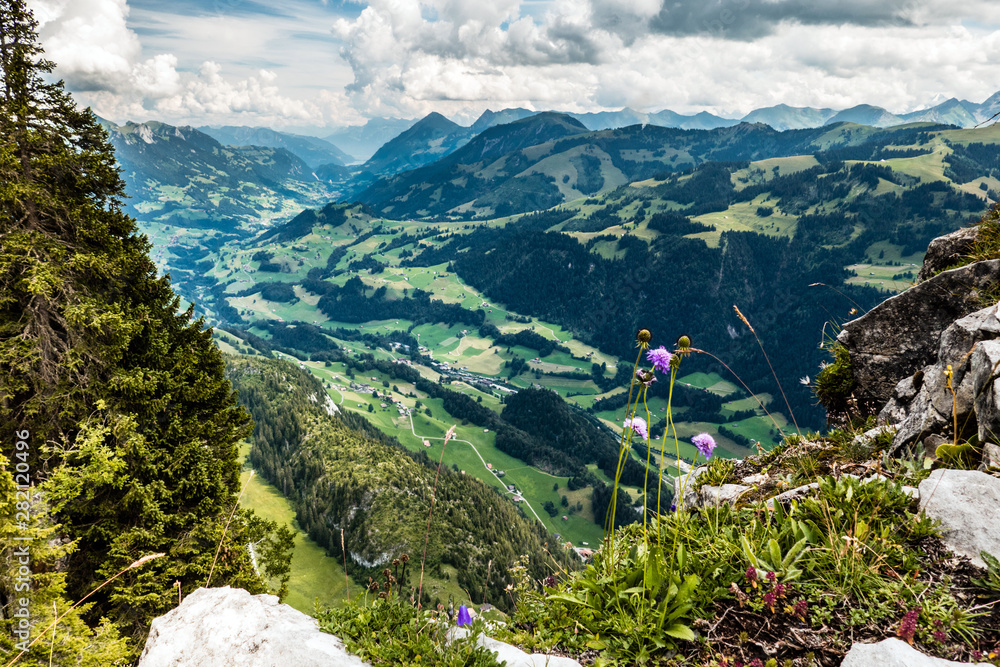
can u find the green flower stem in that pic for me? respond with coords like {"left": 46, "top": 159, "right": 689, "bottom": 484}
{"left": 606, "top": 348, "right": 643, "bottom": 543}
{"left": 656, "top": 365, "right": 678, "bottom": 546}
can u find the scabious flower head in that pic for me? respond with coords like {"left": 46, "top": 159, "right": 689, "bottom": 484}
{"left": 635, "top": 329, "right": 652, "bottom": 347}
{"left": 635, "top": 369, "right": 657, "bottom": 387}
{"left": 624, "top": 416, "right": 648, "bottom": 441}
{"left": 692, "top": 433, "right": 716, "bottom": 458}
{"left": 646, "top": 346, "right": 673, "bottom": 374}
{"left": 457, "top": 604, "right": 472, "bottom": 627}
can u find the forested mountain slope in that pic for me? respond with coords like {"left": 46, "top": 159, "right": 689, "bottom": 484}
{"left": 356, "top": 119, "right": 957, "bottom": 220}
{"left": 226, "top": 356, "right": 563, "bottom": 610}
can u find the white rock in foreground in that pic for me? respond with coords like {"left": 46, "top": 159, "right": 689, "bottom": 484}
{"left": 918, "top": 469, "right": 1000, "bottom": 569}
{"left": 841, "top": 638, "right": 992, "bottom": 666}
{"left": 449, "top": 626, "right": 583, "bottom": 666}
{"left": 138, "top": 586, "right": 368, "bottom": 667}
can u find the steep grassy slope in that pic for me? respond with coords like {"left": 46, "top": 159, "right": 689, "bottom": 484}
{"left": 226, "top": 356, "right": 565, "bottom": 610}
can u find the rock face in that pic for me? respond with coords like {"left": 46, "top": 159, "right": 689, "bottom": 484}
{"left": 138, "top": 587, "right": 369, "bottom": 667}
{"left": 838, "top": 259, "right": 1000, "bottom": 414}
{"left": 880, "top": 303, "right": 1000, "bottom": 449}
{"left": 918, "top": 469, "right": 1000, "bottom": 568}
{"left": 841, "top": 637, "right": 992, "bottom": 666}
{"left": 917, "top": 225, "right": 979, "bottom": 281}
{"left": 972, "top": 339, "right": 1000, "bottom": 446}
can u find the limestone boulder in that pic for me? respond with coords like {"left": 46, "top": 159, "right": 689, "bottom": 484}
{"left": 983, "top": 442, "right": 1000, "bottom": 470}
{"left": 972, "top": 339, "right": 1000, "bottom": 446}
{"left": 699, "top": 483, "right": 751, "bottom": 506}
{"left": 918, "top": 225, "right": 979, "bottom": 281}
{"left": 918, "top": 469, "right": 1000, "bottom": 568}
{"left": 138, "top": 587, "right": 369, "bottom": 667}
{"left": 882, "top": 303, "right": 1000, "bottom": 450}
{"left": 838, "top": 259, "right": 1000, "bottom": 414}
{"left": 841, "top": 638, "right": 991, "bottom": 666}
{"left": 449, "top": 627, "right": 583, "bottom": 667}
{"left": 673, "top": 466, "right": 706, "bottom": 509}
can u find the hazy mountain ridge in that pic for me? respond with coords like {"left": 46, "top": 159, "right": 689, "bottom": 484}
{"left": 359, "top": 111, "right": 475, "bottom": 177}
{"left": 197, "top": 125, "right": 352, "bottom": 167}
{"left": 325, "top": 117, "right": 418, "bottom": 162}
{"left": 102, "top": 118, "right": 339, "bottom": 236}
{"left": 308, "top": 90, "right": 1000, "bottom": 170}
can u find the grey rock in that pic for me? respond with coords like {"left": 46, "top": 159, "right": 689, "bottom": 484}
{"left": 838, "top": 259, "right": 1000, "bottom": 414}
{"left": 918, "top": 225, "right": 979, "bottom": 281}
{"left": 983, "top": 442, "right": 1000, "bottom": 469}
{"left": 699, "top": 483, "right": 751, "bottom": 506}
{"left": 973, "top": 339, "right": 1000, "bottom": 445}
{"left": 764, "top": 482, "right": 820, "bottom": 509}
{"left": 883, "top": 303, "right": 1000, "bottom": 449}
{"left": 741, "top": 473, "right": 768, "bottom": 485}
{"left": 923, "top": 434, "right": 951, "bottom": 451}
{"left": 918, "top": 469, "right": 1000, "bottom": 568}
{"left": 138, "top": 587, "right": 369, "bottom": 667}
{"left": 673, "top": 467, "right": 706, "bottom": 509}
{"left": 841, "top": 637, "right": 991, "bottom": 666}
{"left": 449, "top": 627, "right": 582, "bottom": 667}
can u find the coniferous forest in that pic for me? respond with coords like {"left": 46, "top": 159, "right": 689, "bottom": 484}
{"left": 0, "top": 3, "right": 292, "bottom": 661}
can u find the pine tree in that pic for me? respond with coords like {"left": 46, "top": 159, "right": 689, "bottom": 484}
{"left": 0, "top": 0, "right": 292, "bottom": 654}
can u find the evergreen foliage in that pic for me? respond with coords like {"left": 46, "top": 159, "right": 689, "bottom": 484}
{"left": 0, "top": 2, "right": 291, "bottom": 656}
{"left": 226, "top": 356, "right": 563, "bottom": 611}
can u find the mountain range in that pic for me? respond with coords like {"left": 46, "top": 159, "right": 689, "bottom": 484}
{"left": 196, "top": 125, "right": 353, "bottom": 167}
{"left": 334, "top": 90, "right": 1000, "bottom": 178}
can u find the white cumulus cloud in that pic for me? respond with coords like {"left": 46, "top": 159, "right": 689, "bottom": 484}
{"left": 26, "top": 0, "right": 358, "bottom": 127}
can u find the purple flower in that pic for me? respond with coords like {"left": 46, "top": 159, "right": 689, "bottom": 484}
{"left": 646, "top": 346, "right": 673, "bottom": 374}
{"left": 457, "top": 604, "right": 472, "bottom": 627}
{"left": 624, "top": 416, "right": 648, "bottom": 441}
{"left": 692, "top": 433, "right": 716, "bottom": 458}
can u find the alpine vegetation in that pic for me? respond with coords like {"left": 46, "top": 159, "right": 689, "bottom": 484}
{"left": 0, "top": 1, "right": 292, "bottom": 661}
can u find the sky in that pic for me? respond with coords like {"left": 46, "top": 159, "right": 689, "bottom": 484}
{"left": 25, "top": 0, "right": 1000, "bottom": 133}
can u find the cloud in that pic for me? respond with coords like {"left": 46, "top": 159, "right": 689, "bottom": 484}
{"left": 23, "top": 0, "right": 1000, "bottom": 130}
{"left": 643, "top": 0, "right": 1000, "bottom": 41}
{"left": 328, "top": 0, "right": 1000, "bottom": 122}
{"left": 331, "top": 0, "right": 625, "bottom": 117}
{"left": 26, "top": 0, "right": 361, "bottom": 127}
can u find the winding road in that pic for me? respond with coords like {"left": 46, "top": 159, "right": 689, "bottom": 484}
{"left": 406, "top": 413, "right": 546, "bottom": 525}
